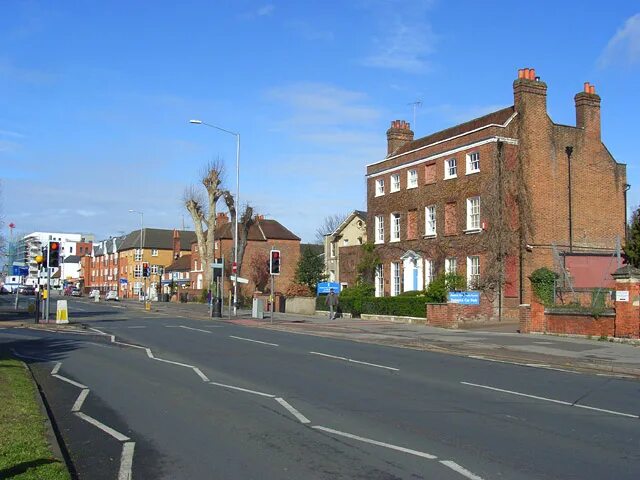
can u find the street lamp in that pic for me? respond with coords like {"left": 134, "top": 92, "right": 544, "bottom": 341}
{"left": 190, "top": 119, "right": 241, "bottom": 316}
{"left": 129, "top": 209, "right": 144, "bottom": 300}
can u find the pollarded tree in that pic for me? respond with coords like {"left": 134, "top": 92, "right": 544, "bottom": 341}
{"left": 623, "top": 207, "right": 640, "bottom": 268}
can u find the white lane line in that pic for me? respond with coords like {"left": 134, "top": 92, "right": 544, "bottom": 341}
{"left": 118, "top": 441, "right": 135, "bottom": 480}
{"left": 74, "top": 412, "right": 130, "bottom": 441}
{"left": 275, "top": 397, "right": 310, "bottom": 424}
{"left": 71, "top": 389, "right": 90, "bottom": 412}
{"left": 467, "top": 355, "right": 578, "bottom": 374}
{"left": 152, "top": 357, "right": 196, "bottom": 368}
{"left": 192, "top": 367, "right": 210, "bottom": 382}
{"left": 89, "top": 327, "right": 115, "bottom": 343}
{"left": 461, "top": 381, "right": 639, "bottom": 419}
{"left": 51, "top": 362, "right": 62, "bottom": 375}
{"left": 312, "top": 426, "right": 437, "bottom": 460}
{"left": 310, "top": 351, "right": 399, "bottom": 371}
{"left": 53, "top": 374, "right": 88, "bottom": 389}
{"left": 229, "top": 335, "right": 279, "bottom": 347}
{"left": 71, "top": 306, "right": 88, "bottom": 312}
{"left": 177, "top": 325, "right": 212, "bottom": 334}
{"left": 209, "top": 381, "right": 275, "bottom": 398}
{"left": 440, "top": 460, "right": 485, "bottom": 480}
{"left": 145, "top": 348, "right": 154, "bottom": 358}
{"left": 125, "top": 326, "right": 147, "bottom": 329}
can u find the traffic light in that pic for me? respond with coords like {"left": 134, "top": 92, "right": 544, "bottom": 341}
{"left": 269, "top": 250, "right": 281, "bottom": 275}
{"left": 41, "top": 247, "right": 48, "bottom": 267}
{"left": 49, "top": 241, "right": 60, "bottom": 267}
{"left": 142, "top": 262, "right": 150, "bottom": 277}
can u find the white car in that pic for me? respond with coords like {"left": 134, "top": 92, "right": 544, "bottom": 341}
{"left": 89, "top": 289, "right": 100, "bottom": 298}
{"left": 105, "top": 291, "right": 119, "bottom": 301}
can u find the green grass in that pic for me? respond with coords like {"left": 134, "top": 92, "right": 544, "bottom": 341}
{"left": 0, "top": 357, "right": 70, "bottom": 480}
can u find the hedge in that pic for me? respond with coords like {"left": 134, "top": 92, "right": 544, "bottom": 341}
{"left": 316, "top": 295, "right": 426, "bottom": 318}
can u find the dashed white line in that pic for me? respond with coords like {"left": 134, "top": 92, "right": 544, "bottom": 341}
{"left": 118, "top": 441, "right": 135, "bottom": 480}
{"left": 275, "top": 397, "right": 310, "bottom": 424}
{"left": 125, "top": 326, "right": 147, "bottom": 329}
{"left": 152, "top": 357, "right": 196, "bottom": 368}
{"left": 229, "top": 335, "right": 279, "bottom": 347}
{"left": 53, "top": 374, "right": 88, "bottom": 389}
{"left": 310, "top": 351, "right": 399, "bottom": 371}
{"left": 461, "top": 381, "right": 639, "bottom": 419}
{"left": 192, "top": 367, "right": 210, "bottom": 382}
{"left": 177, "top": 325, "right": 212, "bottom": 333}
{"left": 74, "top": 411, "right": 130, "bottom": 441}
{"left": 209, "top": 381, "right": 275, "bottom": 398}
{"left": 51, "top": 362, "right": 62, "bottom": 375}
{"left": 440, "top": 460, "right": 485, "bottom": 480}
{"left": 312, "top": 425, "right": 437, "bottom": 459}
{"left": 72, "top": 389, "right": 90, "bottom": 412}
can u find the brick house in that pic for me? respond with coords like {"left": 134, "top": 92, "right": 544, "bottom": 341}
{"left": 189, "top": 214, "right": 300, "bottom": 299}
{"left": 160, "top": 254, "right": 192, "bottom": 299}
{"left": 367, "top": 68, "right": 626, "bottom": 320}
{"left": 323, "top": 210, "right": 367, "bottom": 288}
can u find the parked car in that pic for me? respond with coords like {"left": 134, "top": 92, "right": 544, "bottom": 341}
{"left": 105, "top": 291, "right": 119, "bottom": 301}
{"left": 71, "top": 288, "right": 82, "bottom": 297}
{"left": 18, "top": 286, "right": 36, "bottom": 295}
{"left": 89, "top": 289, "right": 100, "bottom": 298}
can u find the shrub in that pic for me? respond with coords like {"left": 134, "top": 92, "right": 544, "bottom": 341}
{"left": 285, "top": 283, "right": 313, "bottom": 297}
{"left": 398, "top": 290, "right": 424, "bottom": 297}
{"left": 530, "top": 267, "right": 557, "bottom": 306}
{"left": 424, "top": 273, "right": 466, "bottom": 303}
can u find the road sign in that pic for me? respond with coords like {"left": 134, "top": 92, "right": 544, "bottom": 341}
{"left": 12, "top": 265, "right": 29, "bottom": 277}
{"left": 229, "top": 275, "right": 248, "bottom": 284}
{"left": 317, "top": 282, "right": 341, "bottom": 295}
{"left": 120, "top": 277, "right": 128, "bottom": 284}
{"left": 448, "top": 291, "right": 481, "bottom": 305}
{"left": 232, "top": 261, "right": 237, "bottom": 274}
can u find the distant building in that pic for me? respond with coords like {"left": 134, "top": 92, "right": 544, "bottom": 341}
{"left": 323, "top": 210, "right": 367, "bottom": 288}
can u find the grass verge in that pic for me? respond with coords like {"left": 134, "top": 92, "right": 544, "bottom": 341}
{"left": 0, "top": 356, "right": 70, "bottom": 480}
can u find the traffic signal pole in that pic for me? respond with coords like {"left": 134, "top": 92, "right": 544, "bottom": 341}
{"left": 46, "top": 247, "right": 51, "bottom": 322}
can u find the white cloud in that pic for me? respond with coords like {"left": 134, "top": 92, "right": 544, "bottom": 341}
{"left": 599, "top": 13, "right": 640, "bottom": 67}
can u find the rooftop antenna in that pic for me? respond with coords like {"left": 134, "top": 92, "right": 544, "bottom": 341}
{"left": 408, "top": 100, "right": 422, "bottom": 132}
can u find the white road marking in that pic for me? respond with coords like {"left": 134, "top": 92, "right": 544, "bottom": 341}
{"left": 51, "top": 362, "right": 62, "bottom": 375}
{"left": 467, "top": 355, "right": 577, "bottom": 374}
{"left": 310, "top": 351, "right": 399, "bottom": 371}
{"left": 439, "top": 460, "right": 485, "bottom": 480}
{"left": 74, "top": 412, "right": 130, "bottom": 441}
{"left": 53, "top": 374, "right": 88, "bottom": 389}
{"left": 275, "top": 397, "right": 310, "bottom": 424}
{"left": 230, "top": 335, "right": 279, "bottom": 347}
{"left": 312, "top": 426, "right": 437, "bottom": 459}
{"left": 192, "top": 367, "right": 210, "bottom": 382}
{"left": 125, "top": 326, "right": 146, "bottom": 329}
{"left": 72, "top": 389, "right": 90, "bottom": 412}
{"left": 118, "top": 441, "right": 135, "bottom": 480}
{"left": 177, "top": 325, "right": 212, "bottom": 333}
{"left": 209, "top": 381, "right": 275, "bottom": 398}
{"left": 153, "top": 357, "right": 196, "bottom": 368}
{"left": 145, "top": 348, "right": 154, "bottom": 358}
{"left": 72, "top": 306, "right": 88, "bottom": 312}
{"left": 461, "top": 381, "right": 639, "bottom": 419}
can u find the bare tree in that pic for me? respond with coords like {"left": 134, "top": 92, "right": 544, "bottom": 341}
{"left": 221, "top": 191, "right": 254, "bottom": 276}
{"left": 184, "top": 159, "right": 225, "bottom": 289}
{"left": 315, "top": 213, "right": 349, "bottom": 244}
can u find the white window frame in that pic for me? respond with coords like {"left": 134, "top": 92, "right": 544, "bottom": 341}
{"left": 330, "top": 242, "right": 336, "bottom": 258}
{"left": 407, "top": 169, "right": 418, "bottom": 189}
{"left": 466, "top": 196, "right": 481, "bottom": 231}
{"left": 375, "top": 264, "right": 384, "bottom": 297}
{"left": 134, "top": 249, "right": 142, "bottom": 261}
{"left": 375, "top": 178, "right": 385, "bottom": 196}
{"left": 425, "top": 205, "right": 436, "bottom": 237}
{"left": 390, "top": 173, "right": 400, "bottom": 193}
{"left": 391, "top": 262, "right": 401, "bottom": 296}
{"left": 445, "top": 158, "right": 457, "bottom": 179}
{"left": 151, "top": 249, "right": 159, "bottom": 257}
{"left": 467, "top": 256, "right": 480, "bottom": 287}
{"left": 445, "top": 257, "right": 457, "bottom": 275}
{"left": 151, "top": 264, "right": 159, "bottom": 275}
{"left": 390, "top": 213, "right": 401, "bottom": 242}
{"left": 343, "top": 239, "right": 349, "bottom": 246}
{"left": 375, "top": 215, "right": 384, "bottom": 244}
{"left": 425, "top": 259, "right": 434, "bottom": 286}
{"left": 466, "top": 151, "right": 480, "bottom": 174}
{"left": 134, "top": 264, "right": 142, "bottom": 278}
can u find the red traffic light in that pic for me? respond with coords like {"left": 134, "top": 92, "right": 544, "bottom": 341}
{"left": 50, "top": 242, "right": 60, "bottom": 251}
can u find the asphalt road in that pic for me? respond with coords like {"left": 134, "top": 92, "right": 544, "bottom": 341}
{"left": 2, "top": 297, "right": 639, "bottom": 480}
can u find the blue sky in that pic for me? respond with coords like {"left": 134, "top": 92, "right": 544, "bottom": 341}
{"left": 1, "top": 0, "right": 639, "bottom": 244}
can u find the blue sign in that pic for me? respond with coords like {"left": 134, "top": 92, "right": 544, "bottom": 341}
{"left": 448, "top": 291, "right": 481, "bottom": 305}
{"left": 12, "top": 266, "right": 29, "bottom": 277}
{"left": 120, "top": 278, "right": 128, "bottom": 285}
{"left": 317, "top": 282, "right": 341, "bottom": 295}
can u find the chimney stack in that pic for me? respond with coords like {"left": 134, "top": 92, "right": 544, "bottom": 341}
{"left": 386, "top": 120, "right": 414, "bottom": 156}
{"left": 172, "top": 229, "right": 181, "bottom": 258}
{"left": 216, "top": 212, "right": 229, "bottom": 225}
{"left": 513, "top": 67, "right": 547, "bottom": 115}
{"left": 575, "top": 82, "right": 601, "bottom": 139}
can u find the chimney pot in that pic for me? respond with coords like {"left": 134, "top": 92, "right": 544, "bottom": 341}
{"left": 584, "top": 82, "right": 590, "bottom": 93}
{"left": 523, "top": 68, "right": 530, "bottom": 79}
{"left": 589, "top": 84, "right": 595, "bottom": 94}
{"left": 518, "top": 69, "right": 525, "bottom": 79}
{"left": 529, "top": 68, "right": 536, "bottom": 80}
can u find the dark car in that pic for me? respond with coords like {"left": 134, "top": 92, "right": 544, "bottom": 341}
{"left": 18, "top": 286, "right": 36, "bottom": 295}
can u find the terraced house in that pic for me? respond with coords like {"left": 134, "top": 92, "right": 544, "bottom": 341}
{"left": 367, "top": 68, "right": 626, "bottom": 321}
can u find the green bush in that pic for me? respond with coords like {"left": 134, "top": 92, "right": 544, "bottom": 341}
{"left": 424, "top": 273, "right": 466, "bottom": 303}
{"left": 530, "top": 267, "right": 557, "bottom": 306}
{"left": 398, "top": 290, "right": 424, "bottom": 297}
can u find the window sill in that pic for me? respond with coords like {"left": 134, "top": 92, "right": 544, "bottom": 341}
{"left": 374, "top": 193, "right": 385, "bottom": 197}
{"left": 466, "top": 170, "right": 480, "bottom": 176}
{"left": 390, "top": 239, "right": 400, "bottom": 243}
{"left": 407, "top": 185, "right": 418, "bottom": 190}
{"left": 444, "top": 175, "right": 457, "bottom": 181}
{"left": 374, "top": 241, "right": 385, "bottom": 245}
{"left": 464, "top": 228, "right": 482, "bottom": 235}
{"left": 423, "top": 234, "right": 437, "bottom": 239}
{"left": 390, "top": 189, "right": 400, "bottom": 194}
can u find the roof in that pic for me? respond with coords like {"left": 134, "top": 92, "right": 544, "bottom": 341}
{"left": 63, "top": 255, "right": 82, "bottom": 263}
{"left": 329, "top": 210, "right": 367, "bottom": 238}
{"left": 196, "top": 218, "right": 300, "bottom": 244}
{"left": 165, "top": 254, "right": 192, "bottom": 272}
{"left": 119, "top": 229, "right": 196, "bottom": 251}
{"left": 393, "top": 106, "right": 515, "bottom": 157}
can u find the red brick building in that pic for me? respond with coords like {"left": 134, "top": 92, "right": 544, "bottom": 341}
{"left": 367, "top": 68, "right": 626, "bottom": 320}
{"left": 189, "top": 214, "right": 301, "bottom": 299}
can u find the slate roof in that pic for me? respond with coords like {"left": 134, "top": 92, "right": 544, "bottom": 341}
{"left": 393, "top": 106, "right": 516, "bottom": 157}
{"left": 119, "top": 229, "right": 196, "bottom": 251}
{"left": 63, "top": 255, "right": 82, "bottom": 263}
{"left": 165, "top": 254, "right": 192, "bottom": 272}
{"left": 198, "top": 218, "right": 300, "bottom": 243}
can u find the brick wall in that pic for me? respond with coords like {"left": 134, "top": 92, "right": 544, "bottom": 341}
{"left": 544, "top": 311, "right": 614, "bottom": 336}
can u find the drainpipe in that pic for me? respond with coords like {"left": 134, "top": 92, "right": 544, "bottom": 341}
{"left": 624, "top": 183, "right": 631, "bottom": 244}
{"left": 565, "top": 146, "right": 574, "bottom": 252}
{"left": 497, "top": 141, "right": 504, "bottom": 322}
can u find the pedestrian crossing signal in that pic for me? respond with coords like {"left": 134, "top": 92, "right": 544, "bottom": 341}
{"left": 269, "top": 250, "right": 281, "bottom": 275}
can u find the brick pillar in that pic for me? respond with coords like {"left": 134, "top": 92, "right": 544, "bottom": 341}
{"left": 529, "top": 286, "right": 546, "bottom": 333}
{"left": 519, "top": 304, "right": 531, "bottom": 333}
{"left": 612, "top": 267, "right": 640, "bottom": 339}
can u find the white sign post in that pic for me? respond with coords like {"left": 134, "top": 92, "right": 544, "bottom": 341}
{"left": 616, "top": 290, "right": 629, "bottom": 302}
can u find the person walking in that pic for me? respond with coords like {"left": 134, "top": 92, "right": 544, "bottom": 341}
{"left": 325, "top": 288, "right": 339, "bottom": 320}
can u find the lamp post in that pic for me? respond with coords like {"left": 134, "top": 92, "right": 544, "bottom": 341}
{"left": 128, "top": 209, "right": 144, "bottom": 300}
{"left": 190, "top": 119, "right": 240, "bottom": 316}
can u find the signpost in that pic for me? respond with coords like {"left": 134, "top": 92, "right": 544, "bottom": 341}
{"left": 448, "top": 291, "right": 481, "bottom": 305}
{"left": 317, "top": 282, "right": 341, "bottom": 295}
